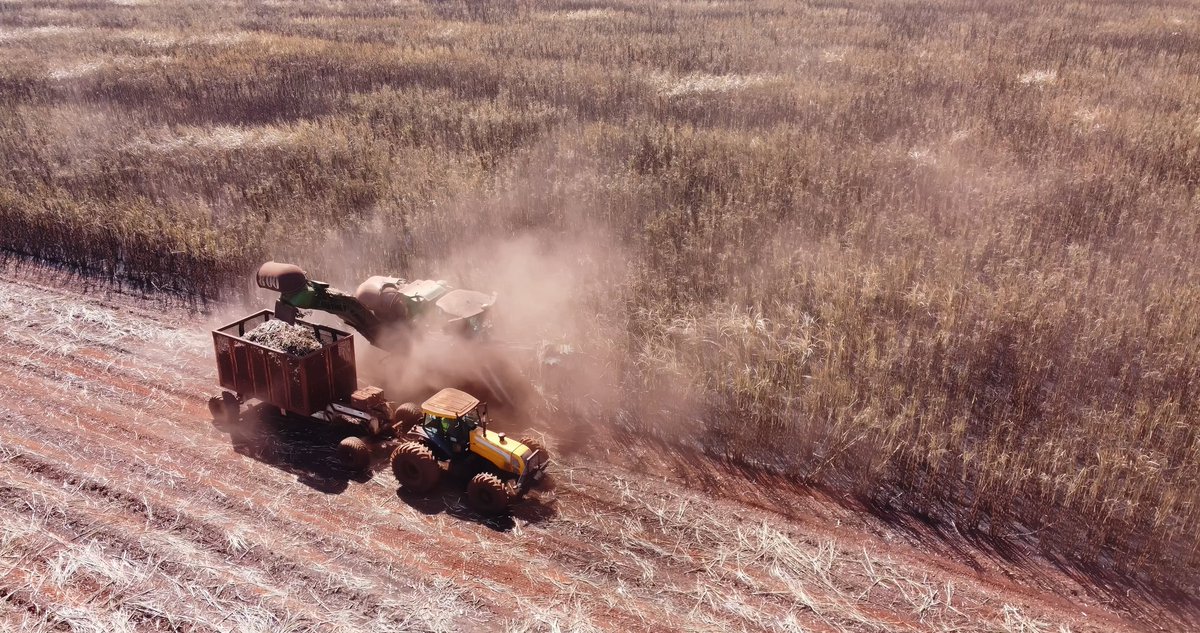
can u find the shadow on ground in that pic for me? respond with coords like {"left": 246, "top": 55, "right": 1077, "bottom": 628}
{"left": 211, "top": 403, "right": 368, "bottom": 494}
{"left": 211, "top": 403, "right": 557, "bottom": 530}
{"left": 396, "top": 472, "right": 559, "bottom": 532}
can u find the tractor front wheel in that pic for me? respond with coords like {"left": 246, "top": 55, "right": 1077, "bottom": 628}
{"left": 519, "top": 436, "right": 548, "bottom": 458}
{"left": 208, "top": 392, "right": 239, "bottom": 427}
{"left": 391, "top": 441, "right": 441, "bottom": 493}
{"left": 467, "top": 473, "right": 512, "bottom": 515}
{"left": 338, "top": 436, "right": 370, "bottom": 471}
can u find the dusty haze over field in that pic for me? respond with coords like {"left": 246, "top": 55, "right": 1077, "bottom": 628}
{"left": 1, "top": 0, "right": 1199, "bottom": 602}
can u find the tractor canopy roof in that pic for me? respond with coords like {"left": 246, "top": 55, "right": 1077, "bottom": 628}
{"left": 421, "top": 388, "right": 480, "bottom": 419}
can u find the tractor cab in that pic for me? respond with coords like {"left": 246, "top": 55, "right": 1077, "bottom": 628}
{"left": 416, "top": 388, "right": 544, "bottom": 477}
{"left": 419, "top": 388, "right": 485, "bottom": 452}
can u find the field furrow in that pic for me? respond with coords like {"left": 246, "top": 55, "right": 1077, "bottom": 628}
{"left": 0, "top": 268, "right": 1189, "bottom": 632}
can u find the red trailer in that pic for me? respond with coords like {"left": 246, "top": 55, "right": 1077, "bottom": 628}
{"left": 208, "top": 310, "right": 418, "bottom": 469}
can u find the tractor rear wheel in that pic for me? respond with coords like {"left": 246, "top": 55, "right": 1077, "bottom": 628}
{"left": 391, "top": 441, "right": 440, "bottom": 493}
{"left": 392, "top": 402, "right": 422, "bottom": 434}
{"left": 338, "top": 436, "right": 370, "bottom": 471}
{"left": 519, "top": 436, "right": 554, "bottom": 490}
{"left": 467, "top": 473, "right": 512, "bottom": 514}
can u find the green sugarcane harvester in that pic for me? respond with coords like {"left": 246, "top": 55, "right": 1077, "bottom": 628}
{"left": 208, "top": 263, "right": 550, "bottom": 514}
{"left": 256, "top": 261, "right": 497, "bottom": 344}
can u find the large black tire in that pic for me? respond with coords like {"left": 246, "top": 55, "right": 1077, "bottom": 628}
{"left": 207, "top": 396, "right": 224, "bottom": 420}
{"left": 208, "top": 392, "right": 239, "bottom": 426}
{"left": 518, "top": 436, "right": 554, "bottom": 490}
{"left": 392, "top": 402, "right": 422, "bottom": 435}
{"left": 519, "top": 436, "right": 549, "bottom": 459}
{"left": 338, "top": 436, "right": 370, "bottom": 471}
{"left": 467, "top": 473, "right": 512, "bottom": 514}
{"left": 391, "top": 441, "right": 441, "bottom": 493}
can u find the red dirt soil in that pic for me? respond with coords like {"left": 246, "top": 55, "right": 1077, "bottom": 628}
{"left": 0, "top": 268, "right": 1193, "bottom": 632}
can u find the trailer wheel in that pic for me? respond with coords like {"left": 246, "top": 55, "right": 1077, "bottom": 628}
{"left": 467, "top": 473, "right": 512, "bottom": 515}
{"left": 392, "top": 402, "right": 422, "bottom": 434}
{"left": 207, "top": 396, "right": 224, "bottom": 421}
{"left": 518, "top": 436, "right": 554, "bottom": 490}
{"left": 391, "top": 441, "right": 440, "bottom": 493}
{"left": 338, "top": 437, "right": 370, "bottom": 471}
{"left": 208, "top": 392, "right": 239, "bottom": 427}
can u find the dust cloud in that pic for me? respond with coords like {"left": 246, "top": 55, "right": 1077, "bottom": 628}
{"left": 269, "top": 132, "right": 697, "bottom": 445}
{"left": 355, "top": 229, "right": 631, "bottom": 437}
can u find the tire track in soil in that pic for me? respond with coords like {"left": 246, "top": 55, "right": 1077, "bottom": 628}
{"left": 0, "top": 273, "right": 1177, "bottom": 632}
{"left": 0, "top": 298, "right": 816, "bottom": 631}
{"left": 0, "top": 484, "right": 298, "bottom": 632}
{"left": 0, "top": 344, "right": 852, "bottom": 633}
{"left": 0, "top": 450, "right": 424, "bottom": 621}
{"left": 0, "top": 419, "right": 509, "bottom": 630}
{"left": 0, "top": 375, "right": 718, "bottom": 632}
{"left": 0, "top": 453, "right": 509, "bottom": 633}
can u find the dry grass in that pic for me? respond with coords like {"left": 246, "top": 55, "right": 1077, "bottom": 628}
{"left": 1, "top": 0, "right": 1199, "bottom": 586}
{"left": 0, "top": 424, "right": 477, "bottom": 633}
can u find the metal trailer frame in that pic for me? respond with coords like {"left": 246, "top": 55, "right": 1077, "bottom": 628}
{"left": 212, "top": 310, "right": 357, "bottom": 416}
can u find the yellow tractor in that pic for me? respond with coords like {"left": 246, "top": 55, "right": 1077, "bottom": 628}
{"left": 390, "top": 388, "right": 550, "bottom": 514}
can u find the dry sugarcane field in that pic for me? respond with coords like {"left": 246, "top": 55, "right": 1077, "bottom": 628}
{"left": 1, "top": 0, "right": 1199, "bottom": 631}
